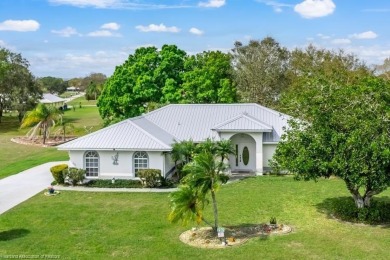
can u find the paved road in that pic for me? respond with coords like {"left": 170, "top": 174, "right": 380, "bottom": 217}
{"left": 0, "top": 161, "right": 67, "bottom": 215}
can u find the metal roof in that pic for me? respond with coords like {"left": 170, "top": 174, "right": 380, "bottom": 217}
{"left": 40, "top": 93, "right": 65, "bottom": 104}
{"left": 212, "top": 113, "right": 273, "bottom": 132}
{"left": 145, "top": 103, "right": 289, "bottom": 142}
{"left": 57, "top": 119, "right": 172, "bottom": 151}
{"left": 58, "top": 103, "right": 290, "bottom": 150}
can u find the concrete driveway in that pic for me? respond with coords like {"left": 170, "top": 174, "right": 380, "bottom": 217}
{"left": 0, "top": 161, "right": 66, "bottom": 215}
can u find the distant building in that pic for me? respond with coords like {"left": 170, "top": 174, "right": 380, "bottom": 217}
{"left": 66, "top": 86, "right": 79, "bottom": 92}
{"left": 40, "top": 93, "right": 65, "bottom": 109}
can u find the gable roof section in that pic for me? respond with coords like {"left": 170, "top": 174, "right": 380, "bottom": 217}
{"left": 57, "top": 119, "right": 173, "bottom": 151}
{"left": 40, "top": 93, "right": 65, "bottom": 104}
{"left": 58, "top": 103, "right": 290, "bottom": 151}
{"left": 212, "top": 113, "right": 273, "bottom": 132}
{"left": 144, "top": 103, "right": 289, "bottom": 142}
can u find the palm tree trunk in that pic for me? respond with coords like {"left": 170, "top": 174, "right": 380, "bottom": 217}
{"left": 211, "top": 187, "right": 219, "bottom": 233}
{"left": 43, "top": 123, "right": 47, "bottom": 144}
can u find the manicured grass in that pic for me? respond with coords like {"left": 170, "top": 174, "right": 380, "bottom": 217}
{"left": 66, "top": 96, "right": 97, "bottom": 107}
{"left": 0, "top": 106, "right": 103, "bottom": 179}
{"left": 0, "top": 177, "right": 389, "bottom": 259}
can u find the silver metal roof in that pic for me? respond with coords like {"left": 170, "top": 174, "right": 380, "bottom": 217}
{"left": 40, "top": 93, "right": 65, "bottom": 104}
{"left": 58, "top": 103, "right": 290, "bottom": 150}
{"left": 145, "top": 103, "right": 289, "bottom": 142}
{"left": 212, "top": 113, "right": 273, "bottom": 132}
{"left": 57, "top": 120, "right": 172, "bottom": 150}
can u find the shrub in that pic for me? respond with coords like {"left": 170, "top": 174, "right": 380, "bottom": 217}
{"left": 137, "top": 169, "right": 161, "bottom": 188}
{"left": 331, "top": 197, "right": 390, "bottom": 224}
{"left": 50, "top": 164, "right": 68, "bottom": 184}
{"left": 64, "top": 167, "right": 85, "bottom": 186}
{"left": 84, "top": 179, "right": 143, "bottom": 188}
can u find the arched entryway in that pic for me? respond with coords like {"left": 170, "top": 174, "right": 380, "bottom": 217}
{"left": 229, "top": 134, "right": 256, "bottom": 172}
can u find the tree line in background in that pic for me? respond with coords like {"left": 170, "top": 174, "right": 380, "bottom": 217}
{"left": 0, "top": 45, "right": 107, "bottom": 123}
{"left": 97, "top": 38, "right": 380, "bottom": 125}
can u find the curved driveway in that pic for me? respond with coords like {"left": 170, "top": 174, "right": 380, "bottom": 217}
{"left": 0, "top": 161, "right": 66, "bottom": 214}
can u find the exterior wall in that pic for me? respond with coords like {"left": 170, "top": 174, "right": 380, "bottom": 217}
{"left": 263, "top": 143, "right": 277, "bottom": 170}
{"left": 219, "top": 132, "right": 263, "bottom": 174}
{"left": 68, "top": 150, "right": 165, "bottom": 179}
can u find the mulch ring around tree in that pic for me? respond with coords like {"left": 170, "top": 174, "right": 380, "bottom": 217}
{"left": 11, "top": 136, "right": 76, "bottom": 147}
{"left": 179, "top": 224, "right": 292, "bottom": 249}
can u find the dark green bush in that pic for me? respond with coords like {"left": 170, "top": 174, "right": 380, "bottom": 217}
{"left": 137, "top": 169, "right": 161, "bottom": 188}
{"left": 85, "top": 179, "right": 143, "bottom": 188}
{"left": 331, "top": 198, "right": 390, "bottom": 224}
{"left": 50, "top": 164, "right": 68, "bottom": 184}
{"left": 64, "top": 167, "right": 85, "bottom": 185}
{"left": 159, "top": 176, "right": 177, "bottom": 188}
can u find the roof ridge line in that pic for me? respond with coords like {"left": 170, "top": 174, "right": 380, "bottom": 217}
{"left": 128, "top": 120, "right": 172, "bottom": 149}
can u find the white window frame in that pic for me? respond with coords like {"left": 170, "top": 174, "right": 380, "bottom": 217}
{"left": 84, "top": 151, "right": 99, "bottom": 177}
{"left": 133, "top": 151, "right": 149, "bottom": 176}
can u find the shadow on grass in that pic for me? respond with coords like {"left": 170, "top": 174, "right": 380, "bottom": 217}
{"left": 0, "top": 228, "right": 30, "bottom": 241}
{"left": 316, "top": 196, "right": 390, "bottom": 227}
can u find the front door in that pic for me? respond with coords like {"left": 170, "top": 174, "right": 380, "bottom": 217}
{"left": 231, "top": 142, "right": 255, "bottom": 172}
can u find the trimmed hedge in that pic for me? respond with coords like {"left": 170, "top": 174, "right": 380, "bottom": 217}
{"left": 50, "top": 164, "right": 68, "bottom": 184}
{"left": 64, "top": 167, "right": 86, "bottom": 185}
{"left": 85, "top": 179, "right": 143, "bottom": 188}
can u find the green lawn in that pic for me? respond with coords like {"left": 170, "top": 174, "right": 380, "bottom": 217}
{"left": 66, "top": 96, "right": 97, "bottom": 107}
{"left": 0, "top": 177, "right": 389, "bottom": 259}
{"left": 0, "top": 106, "right": 103, "bottom": 179}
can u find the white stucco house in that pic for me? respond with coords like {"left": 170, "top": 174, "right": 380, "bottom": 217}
{"left": 57, "top": 104, "right": 290, "bottom": 179}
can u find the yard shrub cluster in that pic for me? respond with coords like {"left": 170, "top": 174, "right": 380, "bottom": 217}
{"left": 84, "top": 179, "right": 143, "bottom": 188}
{"left": 137, "top": 169, "right": 161, "bottom": 188}
{"left": 50, "top": 164, "right": 68, "bottom": 184}
{"left": 64, "top": 167, "right": 86, "bottom": 185}
{"left": 331, "top": 198, "right": 390, "bottom": 224}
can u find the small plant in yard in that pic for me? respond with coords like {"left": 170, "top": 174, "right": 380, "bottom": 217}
{"left": 63, "top": 167, "right": 85, "bottom": 185}
{"left": 137, "top": 169, "right": 161, "bottom": 188}
{"left": 270, "top": 216, "right": 277, "bottom": 225}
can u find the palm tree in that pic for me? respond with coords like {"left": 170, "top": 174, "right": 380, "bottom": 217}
{"left": 169, "top": 151, "right": 229, "bottom": 233}
{"left": 171, "top": 140, "right": 196, "bottom": 179}
{"left": 21, "top": 103, "right": 62, "bottom": 144}
{"left": 216, "top": 139, "right": 235, "bottom": 165}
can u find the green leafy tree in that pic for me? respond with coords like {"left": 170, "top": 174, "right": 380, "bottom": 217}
{"left": 37, "top": 76, "right": 68, "bottom": 94}
{"left": 0, "top": 47, "right": 40, "bottom": 123}
{"left": 271, "top": 77, "right": 390, "bottom": 209}
{"left": 231, "top": 37, "right": 290, "bottom": 108}
{"left": 98, "top": 45, "right": 186, "bottom": 125}
{"left": 182, "top": 51, "right": 236, "bottom": 103}
{"left": 281, "top": 45, "right": 373, "bottom": 118}
{"left": 375, "top": 57, "right": 390, "bottom": 81}
{"left": 21, "top": 103, "right": 63, "bottom": 144}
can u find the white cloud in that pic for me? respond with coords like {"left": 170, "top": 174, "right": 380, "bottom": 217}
{"left": 198, "top": 0, "right": 225, "bottom": 8}
{"left": 331, "top": 38, "right": 351, "bottom": 45}
{"left": 317, "top": 33, "right": 331, "bottom": 39}
{"left": 51, "top": 26, "right": 80, "bottom": 37}
{"left": 48, "top": 0, "right": 122, "bottom": 8}
{"left": 350, "top": 31, "right": 378, "bottom": 39}
{"left": 294, "top": 0, "right": 335, "bottom": 19}
{"left": 135, "top": 23, "right": 180, "bottom": 33}
{"left": 49, "top": 0, "right": 192, "bottom": 9}
{"left": 0, "top": 19, "right": 40, "bottom": 31}
{"left": 256, "top": 0, "right": 293, "bottom": 13}
{"left": 101, "top": 22, "right": 120, "bottom": 30}
{"left": 87, "top": 30, "right": 121, "bottom": 37}
{"left": 189, "top": 27, "right": 204, "bottom": 36}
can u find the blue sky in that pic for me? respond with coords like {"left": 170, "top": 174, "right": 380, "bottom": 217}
{"left": 0, "top": 0, "right": 389, "bottom": 78}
